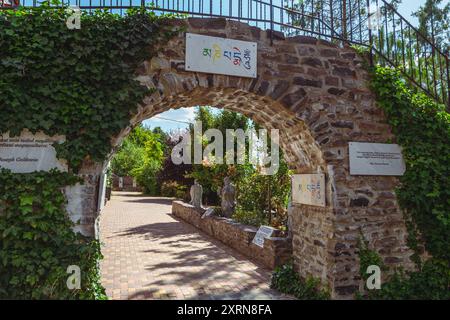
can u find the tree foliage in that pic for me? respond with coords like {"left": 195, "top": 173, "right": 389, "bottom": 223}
{"left": 188, "top": 107, "right": 251, "bottom": 205}
{"left": 110, "top": 140, "right": 145, "bottom": 177}
{"left": 234, "top": 161, "right": 291, "bottom": 229}
{"left": 0, "top": 170, "right": 106, "bottom": 299}
{"left": 271, "top": 263, "right": 330, "bottom": 300}
{"left": 187, "top": 107, "right": 292, "bottom": 229}
{"left": 283, "top": 0, "right": 401, "bottom": 39}
{"left": 355, "top": 65, "right": 450, "bottom": 300}
{"left": 413, "top": 0, "right": 450, "bottom": 52}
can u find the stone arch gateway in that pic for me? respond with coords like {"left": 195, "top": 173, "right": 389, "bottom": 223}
{"left": 77, "top": 18, "right": 414, "bottom": 299}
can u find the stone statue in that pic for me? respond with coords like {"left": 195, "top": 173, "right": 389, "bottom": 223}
{"left": 190, "top": 180, "right": 203, "bottom": 208}
{"left": 220, "top": 177, "right": 236, "bottom": 218}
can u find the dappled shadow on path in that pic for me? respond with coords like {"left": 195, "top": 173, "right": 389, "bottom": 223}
{"left": 102, "top": 192, "right": 286, "bottom": 300}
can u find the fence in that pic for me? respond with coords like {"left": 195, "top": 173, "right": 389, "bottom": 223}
{"left": 2, "top": 0, "right": 449, "bottom": 109}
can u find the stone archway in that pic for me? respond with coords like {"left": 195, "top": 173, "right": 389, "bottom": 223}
{"left": 77, "top": 18, "right": 414, "bottom": 299}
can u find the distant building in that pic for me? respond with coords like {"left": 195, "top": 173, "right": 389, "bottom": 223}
{"left": 0, "top": 0, "right": 20, "bottom": 7}
{"left": 112, "top": 175, "right": 141, "bottom": 192}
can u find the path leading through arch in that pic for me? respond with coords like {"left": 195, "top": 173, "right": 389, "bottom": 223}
{"left": 99, "top": 192, "right": 292, "bottom": 300}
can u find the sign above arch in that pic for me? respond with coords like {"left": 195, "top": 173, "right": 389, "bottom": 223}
{"left": 185, "top": 33, "right": 257, "bottom": 78}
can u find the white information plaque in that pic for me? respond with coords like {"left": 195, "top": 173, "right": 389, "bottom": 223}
{"left": 252, "top": 226, "right": 276, "bottom": 248}
{"left": 349, "top": 142, "right": 405, "bottom": 176}
{"left": 291, "top": 174, "right": 326, "bottom": 207}
{"left": 185, "top": 33, "right": 257, "bottom": 78}
{"left": 0, "top": 131, "right": 67, "bottom": 173}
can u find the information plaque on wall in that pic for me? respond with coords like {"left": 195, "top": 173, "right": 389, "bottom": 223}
{"left": 291, "top": 174, "right": 326, "bottom": 207}
{"left": 349, "top": 142, "right": 406, "bottom": 176}
{"left": 185, "top": 33, "right": 257, "bottom": 78}
{"left": 0, "top": 131, "right": 67, "bottom": 173}
{"left": 252, "top": 226, "right": 276, "bottom": 248}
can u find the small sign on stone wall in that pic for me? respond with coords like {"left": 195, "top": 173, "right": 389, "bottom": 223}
{"left": 185, "top": 33, "right": 257, "bottom": 78}
{"left": 0, "top": 130, "right": 67, "bottom": 173}
{"left": 349, "top": 142, "right": 406, "bottom": 176}
{"left": 291, "top": 174, "right": 326, "bottom": 207}
{"left": 252, "top": 225, "right": 276, "bottom": 248}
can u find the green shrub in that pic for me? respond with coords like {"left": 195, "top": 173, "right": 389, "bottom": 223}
{"left": 359, "top": 258, "right": 450, "bottom": 300}
{"left": 0, "top": 3, "right": 178, "bottom": 299}
{"left": 161, "top": 181, "right": 188, "bottom": 199}
{"left": 358, "top": 236, "right": 386, "bottom": 282}
{"left": 357, "top": 235, "right": 450, "bottom": 300}
{"left": 354, "top": 66, "right": 450, "bottom": 300}
{"left": 0, "top": 169, "right": 107, "bottom": 299}
{"left": 235, "top": 161, "right": 291, "bottom": 229}
{"left": 134, "top": 164, "right": 160, "bottom": 195}
{"left": 371, "top": 66, "right": 450, "bottom": 263}
{"left": 232, "top": 208, "right": 267, "bottom": 227}
{"left": 0, "top": 4, "right": 179, "bottom": 172}
{"left": 271, "top": 263, "right": 330, "bottom": 300}
{"left": 377, "top": 259, "right": 450, "bottom": 300}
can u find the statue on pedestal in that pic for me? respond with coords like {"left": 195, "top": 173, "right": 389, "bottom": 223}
{"left": 190, "top": 180, "right": 203, "bottom": 208}
{"left": 220, "top": 177, "right": 236, "bottom": 218}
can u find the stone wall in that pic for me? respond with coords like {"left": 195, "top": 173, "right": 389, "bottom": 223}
{"left": 75, "top": 18, "right": 417, "bottom": 299}
{"left": 172, "top": 201, "right": 292, "bottom": 269}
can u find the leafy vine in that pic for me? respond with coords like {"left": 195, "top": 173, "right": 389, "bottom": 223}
{"left": 0, "top": 3, "right": 180, "bottom": 299}
{"left": 355, "top": 65, "right": 450, "bottom": 299}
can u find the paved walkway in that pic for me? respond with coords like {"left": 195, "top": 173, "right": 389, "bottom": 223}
{"left": 99, "top": 192, "right": 290, "bottom": 300}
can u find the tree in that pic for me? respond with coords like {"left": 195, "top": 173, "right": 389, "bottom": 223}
{"left": 283, "top": 0, "right": 401, "bottom": 41}
{"left": 132, "top": 131, "right": 164, "bottom": 195}
{"left": 110, "top": 139, "right": 144, "bottom": 177}
{"left": 188, "top": 107, "right": 251, "bottom": 205}
{"left": 110, "top": 124, "right": 165, "bottom": 195}
{"left": 234, "top": 160, "right": 291, "bottom": 229}
{"left": 413, "top": 0, "right": 450, "bottom": 53}
{"left": 157, "top": 130, "right": 193, "bottom": 200}
{"left": 186, "top": 107, "right": 292, "bottom": 229}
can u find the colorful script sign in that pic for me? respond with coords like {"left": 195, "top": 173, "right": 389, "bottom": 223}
{"left": 291, "top": 174, "right": 326, "bottom": 207}
{"left": 185, "top": 33, "right": 257, "bottom": 78}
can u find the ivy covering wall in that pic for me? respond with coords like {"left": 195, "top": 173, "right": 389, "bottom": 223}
{"left": 0, "top": 170, "right": 105, "bottom": 299}
{"left": 272, "top": 66, "right": 450, "bottom": 300}
{"left": 356, "top": 66, "right": 450, "bottom": 299}
{"left": 370, "top": 66, "right": 450, "bottom": 264}
{"left": 0, "top": 4, "right": 179, "bottom": 299}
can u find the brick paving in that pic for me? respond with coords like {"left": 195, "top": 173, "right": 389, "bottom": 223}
{"left": 99, "top": 192, "right": 291, "bottom": 300}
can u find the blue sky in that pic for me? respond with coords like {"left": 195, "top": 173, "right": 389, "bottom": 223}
{"left": 397, "top": 0, "right": 425, "bottom": 26}
{"left": 141, "top": 0, "right": 431, "bottom": 132}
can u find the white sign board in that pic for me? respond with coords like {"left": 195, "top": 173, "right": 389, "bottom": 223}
{"left": 252, "top": 226, "right": 276, "bottom": 248}
{"left": 0, "top": 131, "right": 67, "bottom": 173}
{"left": 185, "top": 33, "right": 257, "bottom": 78}
{"left": 349, "top": 142, "right": 405, "bottom": 176}
{"left": 291, "top": 174, "right": 326, "bottom": 207}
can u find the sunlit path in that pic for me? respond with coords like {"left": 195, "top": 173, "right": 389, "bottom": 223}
{"left": 99, "top": 192, "right": 291, "bottom": 300}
